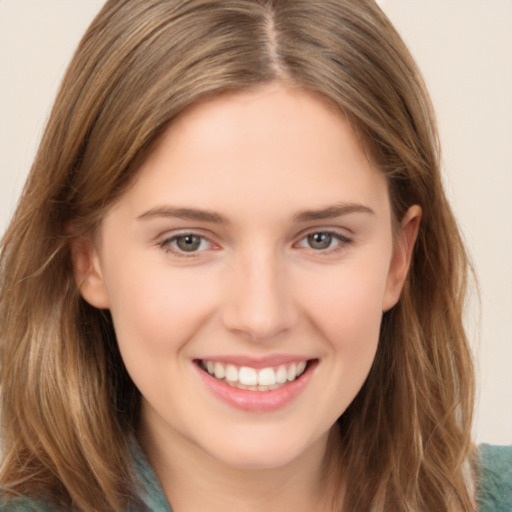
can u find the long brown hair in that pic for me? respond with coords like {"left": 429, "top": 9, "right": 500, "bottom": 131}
{"left": 0, "top": 1, "right": 475, "bottom": 510}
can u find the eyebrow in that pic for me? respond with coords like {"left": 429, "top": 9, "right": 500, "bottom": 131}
{"left": 137, "top": 207, "right": 228, "bottom": 224}
{"left": 293, "top": 203, "right": 375, "bottom": 222}
{"left": 137, "top": 203, "right": 374, "bottom": 224}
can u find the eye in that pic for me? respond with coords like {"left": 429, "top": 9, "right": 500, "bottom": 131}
{"left": 296, "top": 230, "right": 351, "bottom": 251}
{"left": 306, "top": 232, "right": 335, "bottom": 250}
{"left": 160, "top": 233, "right": 213, "bottom": 255}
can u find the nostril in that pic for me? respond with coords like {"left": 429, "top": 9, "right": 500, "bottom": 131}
{"left": 221, "top": 304, "right": 297, "bottom": 342}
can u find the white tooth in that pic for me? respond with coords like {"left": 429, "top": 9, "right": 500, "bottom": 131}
{"left": 206, "top": 361, "right": 215, "bottom": 374}
{"left": 214, "top": 362, "right": 225, "bottom": 379}
{"left": 258, "top": 367, "right": 276, "bottom": 386}
{"left": 276, "top": 365, "right": 287, "bottom": 384}
{"left": 269, "top": 384, "right": 280, "bottom": 390}
{"left": 225, "top": 364, "right": 238, "bottom": 382}
{"left": 287, "top": 363, "right": 297, "bottom": 381}
{"left": 296, "top": 361, "right": 307, "bottom": 375}
{"left": 239, "top": 366, "right": 258, "bottom": 386}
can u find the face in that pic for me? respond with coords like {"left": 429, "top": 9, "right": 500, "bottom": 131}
{"left": 76, "top": 83, "right": 419, "bottom": 471}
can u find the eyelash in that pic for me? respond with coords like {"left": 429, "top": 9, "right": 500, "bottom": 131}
{"left": 158, "top": 229, "right": 353, "bottom": 257}
{"left": 159, "top": 232, "right": 215, "bottom": 258}
{"left": 294, "top": 230, "right": 353, "bottom": 254}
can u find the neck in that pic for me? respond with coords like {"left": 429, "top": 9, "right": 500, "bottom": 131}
{"left": 139, "top": 423, "right": 343, "bottom": 512}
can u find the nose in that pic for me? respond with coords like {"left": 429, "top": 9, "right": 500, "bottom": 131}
{"left": 220, "top": 247, "right": 298, "bottom": 342}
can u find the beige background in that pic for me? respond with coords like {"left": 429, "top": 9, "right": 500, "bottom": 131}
{"left": 1, "top": 1, "right": 511, "bottom": 444}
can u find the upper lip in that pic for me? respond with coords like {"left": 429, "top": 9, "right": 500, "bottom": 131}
{"left": 194, "top": 354, "right": 314, "bottom": 369}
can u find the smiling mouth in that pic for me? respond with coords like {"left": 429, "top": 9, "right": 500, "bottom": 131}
{"left": 196, "top": 360, "right": 312, "bottom": 391}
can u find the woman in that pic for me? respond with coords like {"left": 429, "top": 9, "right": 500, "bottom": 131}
{"left": 0, "top": 1, "right": 509, "bottom": 511}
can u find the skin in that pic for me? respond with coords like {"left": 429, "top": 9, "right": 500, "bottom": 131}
{"left": 75, "top": 82, "right": 420, "bottom": 511}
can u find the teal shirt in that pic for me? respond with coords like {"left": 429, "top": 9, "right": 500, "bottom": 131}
{"left": 477, "top": 444, "right": 512, "bottom": 512}
{"left": 2, "top": 444, "right": 511, "bottom": 511}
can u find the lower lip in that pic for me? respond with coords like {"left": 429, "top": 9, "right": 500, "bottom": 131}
{"left": 195, "top": 361, "right": 317, "bottom": 413}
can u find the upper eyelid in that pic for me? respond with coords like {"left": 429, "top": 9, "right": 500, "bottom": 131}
{"left": 294, "top": 226, "right": 353, "bottom": 242}
{"left": 158, "top": 228, "right": 216, "bottom": 243}
{"left": 311, "top": 222, "right": 354, "bottom": 234}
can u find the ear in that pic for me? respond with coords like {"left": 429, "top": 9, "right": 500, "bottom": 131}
{"left": 382, "top": 205, "right": 422, "bottom": 312}
{"left": 70, "top": 236, "right": 110, "bottom": 309}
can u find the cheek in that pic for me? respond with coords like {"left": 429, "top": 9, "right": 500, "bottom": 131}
{"left": 103, "top": 258, "right": 219, "bottom": 358}
{"left": 301, "top": 261, "right": 388, "bottom": 346}
{"left": 297, "top": 258, "right": 390, "bottom": 413}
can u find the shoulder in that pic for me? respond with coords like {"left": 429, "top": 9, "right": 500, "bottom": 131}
{"left": 477, "top": 444, "right": 512, "bottom": 512}
{"left": 0, "top": 441, "right": 170, "bottom": 512}
{"left": 131, "top": 442, "right": 173, "bottom": 512}
{"left": 0, "top": 495, "right": 58, "bottom": 512}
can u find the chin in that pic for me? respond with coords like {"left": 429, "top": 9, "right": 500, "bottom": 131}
{"left": 211, "top": 447, "right": 303, "bottom": 471}
{"left": 199, "top": 424, "right": 328, "bottom": 471}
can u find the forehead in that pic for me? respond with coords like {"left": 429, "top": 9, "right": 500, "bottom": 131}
{"left": 113, "top": 83, "right": 390, "bottom": 222}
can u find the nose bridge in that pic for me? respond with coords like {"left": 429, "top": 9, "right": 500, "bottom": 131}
{"left": 221, "top": 243, "right": 296, "bottom": 341}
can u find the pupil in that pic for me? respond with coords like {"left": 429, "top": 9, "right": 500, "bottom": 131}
{"left": 308, "top": 233, "right": 332, "bottom": 250}
{"left": 177, "top": 235, "right": 201, "bottom": 252}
